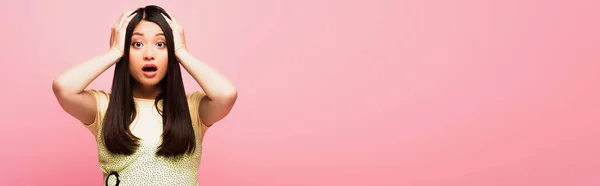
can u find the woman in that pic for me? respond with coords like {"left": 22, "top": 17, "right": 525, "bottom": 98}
{"left": 52, "top": 5, "right": 237, "bottom": 186}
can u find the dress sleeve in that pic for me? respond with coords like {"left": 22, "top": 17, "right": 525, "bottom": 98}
{"left": 187, "top": 90, "right": 209, "bottom": 133}
{"left": 83, "top": 89, "right": 110, "bottom": 136}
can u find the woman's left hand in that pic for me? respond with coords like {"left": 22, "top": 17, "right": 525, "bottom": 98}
{"left": 161, "top": 13, "right": 187, "bottom": 56}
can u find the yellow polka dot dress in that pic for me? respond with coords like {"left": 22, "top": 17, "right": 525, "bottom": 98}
{"left": 85, "top": 89, "right": 208, "bottom": 186}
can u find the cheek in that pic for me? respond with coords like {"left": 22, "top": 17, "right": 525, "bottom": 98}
{"left": 158, "top": 60, "right": 169, "bottom": 75}
{"left": 128, "top": 52, "right": 143, "bottom": 69}
{"left": 129, "top": 61, "right": 142, "bottom": 74}
{"left": 157, "top": 52, "right": 169, "bottom": 74}
{"left": 128, "top": 50, "right": 143, "bottom": 62}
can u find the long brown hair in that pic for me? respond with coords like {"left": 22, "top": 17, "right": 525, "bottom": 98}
{"left": 102, "top": 5, "right": 196, "bottom": 158}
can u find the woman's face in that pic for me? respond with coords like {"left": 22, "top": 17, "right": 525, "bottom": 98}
{"left": 129, "top": 20, "right": 169, "bottom": 88}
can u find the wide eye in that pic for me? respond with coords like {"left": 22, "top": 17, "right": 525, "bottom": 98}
{"left": 156, "top": 42, "right": 166, "bottom": 48}
{"left": 132, "top": 42, "right": 143, "bottom": 48}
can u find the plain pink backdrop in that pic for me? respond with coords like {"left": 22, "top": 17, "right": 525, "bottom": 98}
{"left": 1, "top": 0, "right": 599, "bottom": 185}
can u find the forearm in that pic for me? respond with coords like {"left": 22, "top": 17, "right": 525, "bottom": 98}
{"left": 53, "top": 48, "right": 122, "bottom": 96}
{"left": 176, "top": 50, "right": 237, "bottom": 100}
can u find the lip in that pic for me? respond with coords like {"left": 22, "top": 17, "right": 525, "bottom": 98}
{"left": 142, "top": 64, "right": 158, "bottom": 78}
{"left": 143, "top": 71, "right": 157, "bottom": 78}
{"left": 142, "top": 63, "right": 157, "bottom": 69}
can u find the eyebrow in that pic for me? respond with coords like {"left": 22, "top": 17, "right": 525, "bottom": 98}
{"left": 132, "top": 32, "right": 165, "bottom": 36}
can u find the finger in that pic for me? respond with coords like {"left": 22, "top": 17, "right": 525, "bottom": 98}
{"left": 166, "top": 11, "right": 177, "bottom": 22}
{"left": 171, "top": 16, "right": 181, "bottom": 30}
{"left": 162, "top": 13, "right": 182, "bottom": 31}
{"left": 110, "top": 28, "right": 114, "bottom": 45}
{"left": 161, "top": 13, "right": 173, "bottom": 25}
{"left": 116, "top": 10, "right": 135, "bottom": 28}
{"left": 165, "top": 11, "right": 182, "bottom": 27}
{"left": 120, "top": 12, "right": 137, "bottom": 30}
{"left": 113, "top": 10, "right": 130, "bottom": 26}
{"left": 117, "top": 10, "right": 136, "bottom": 29}
{"left": 161, "top": 13, "right": 177, "bottom": 30}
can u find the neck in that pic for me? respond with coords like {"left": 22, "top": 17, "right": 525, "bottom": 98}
{"left": 132, "top": 83, "right": 161, "bottom": 99}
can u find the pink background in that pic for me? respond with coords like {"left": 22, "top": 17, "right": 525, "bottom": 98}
{"left": 1, "top": 0, "right": 599, "bottom": 185}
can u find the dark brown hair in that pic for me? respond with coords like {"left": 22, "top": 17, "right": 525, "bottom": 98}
{"left": 102, "top": 5, "right": 196, "bottom": 158}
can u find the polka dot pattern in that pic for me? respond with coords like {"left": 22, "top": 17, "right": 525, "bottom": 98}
{"left": 85, "top": 89, "right": 208, "bottom": 186}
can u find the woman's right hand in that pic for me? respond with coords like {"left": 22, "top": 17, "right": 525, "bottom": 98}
{"left": 109, "top": 10, "right": 137, "bottom": 56}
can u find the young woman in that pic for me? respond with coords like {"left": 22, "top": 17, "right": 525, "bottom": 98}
{"left": 52, "top": 5, "right": 237, "bottom": 186}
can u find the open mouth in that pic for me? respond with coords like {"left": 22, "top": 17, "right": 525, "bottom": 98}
{"left": 142, "top": 64, "right": 158, "bottom": 72}
{"left": 141, "top": 64, "right": 158, "bottom": 78}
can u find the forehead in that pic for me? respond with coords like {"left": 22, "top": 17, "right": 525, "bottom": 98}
{"left": 132, "top": 20, "right": 164, "bottom": 35}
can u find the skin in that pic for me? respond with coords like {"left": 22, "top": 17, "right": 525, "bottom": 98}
{"left": 52, "top": 10, "right": 237, "bottom": 138}
{"left": 129, "top": 20, "right": 169, "bottom": 99}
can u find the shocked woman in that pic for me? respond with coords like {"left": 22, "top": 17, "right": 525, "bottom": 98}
{"left": 52, "top": 5, "right": 237, "bottom": 186}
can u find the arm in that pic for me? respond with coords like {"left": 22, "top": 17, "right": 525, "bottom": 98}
{"left": 52, "top": 49, "right": 121, "bottom": 124}
{"left": 177, "top": 50, "right": 238, "bottom": 127}
{"left": 162, "top": 13, "right": 237, "bottom": 127}
{"left": 52, "top": 10, "right": 135, "bottom": 125}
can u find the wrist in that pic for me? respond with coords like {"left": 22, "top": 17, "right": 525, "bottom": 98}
{"left": 106, "top": 48, "right": 123, "bottom": 61}
{"left": 175, "top": 48, "right": 189, "bottom": 59}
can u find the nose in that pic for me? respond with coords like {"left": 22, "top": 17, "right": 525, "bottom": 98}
{"left": 143, "top": 47, "right": 155, "bottom": 61}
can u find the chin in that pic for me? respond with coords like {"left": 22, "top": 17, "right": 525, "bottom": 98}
{"left": 133, "top": 78, "right": 163, "bottom": 88}
{"left": 139, "top": 82, "right": 161, "bottom": 87}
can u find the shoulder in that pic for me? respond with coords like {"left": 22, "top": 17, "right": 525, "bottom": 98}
{"left": 86, "top": 89, "right": 111, "bottom": 102}
{"left": 86, "top": 89, "right": 111, "bottom": 111}
{"left": 186, "top": 90, "right": 209, "bottom": 133}
{"left": 186, "top": 90, "right": 206, "bottom": 114}
{"left": 81, "top": 89, "right": 111, "bottom": 137}
{"left": 186, "top": 90, "right": 206, "bottom": 102}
